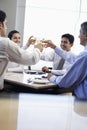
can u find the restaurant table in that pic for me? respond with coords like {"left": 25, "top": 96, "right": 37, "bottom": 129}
{"left": 4, "top": 71, "right": 56, "bottom": 89}
{"left": 4, "top": 71, "right": 73, "bottom": 94}
{"left": 4, "top": 71, "right": 58, "bottom": 94}
{"left": 0, "top": 92, "right": 87, "bottom": 130}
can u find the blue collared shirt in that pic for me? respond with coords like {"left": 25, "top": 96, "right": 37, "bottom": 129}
{"left": 50, "top": 45, "right": 87, "bottom": 99}
{"left": 55, "top": 47, "right": 77, "bottom": 64}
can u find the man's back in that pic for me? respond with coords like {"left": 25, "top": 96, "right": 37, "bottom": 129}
{"left": 0, "top": 54, "right": 8, "bottom": 89}
{"left": 0, "top": 37, "right": 41, "bottom": 65}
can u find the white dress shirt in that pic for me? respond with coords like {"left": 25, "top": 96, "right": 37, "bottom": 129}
{"left": 0, "top": 37, "right": 41, "bottom": 90}
{"left": 41, "top": 47, "right": 72, "bottom": 75}
{"left": 7, "top": 44, "right": 29, "bottom": 72}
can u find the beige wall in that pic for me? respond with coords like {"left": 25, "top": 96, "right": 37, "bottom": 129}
{"left": 0, "top": 0, "right": 26, "bottom": 43}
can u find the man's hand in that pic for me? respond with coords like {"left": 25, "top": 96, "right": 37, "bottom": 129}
{"left": 42, "top": 66, "right": 49, "bottom": 72}
{"left": 42, "top": 40, "right": 56, "bottom": 49}
{"left": 47, "top": 73, "right": 53, "bottom": 80}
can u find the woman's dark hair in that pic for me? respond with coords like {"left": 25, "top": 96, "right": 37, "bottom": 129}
{"left": 8, "top": 30, "right": 20, "bottom": 39}
{"left": 0, "top": 10, "right": 6, "bottom": 23}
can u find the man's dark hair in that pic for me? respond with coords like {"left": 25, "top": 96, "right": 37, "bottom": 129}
{"left": 8, "top": 30, "right": 20, "bottom": 39}
{"left": 0, "top": 10, "right": 6, "bottom": 23}
{"left": 61, "top": 33, "right": 74, "bottom": 44}
{"left": 81, "top": 22, "right": 87, "bottom": 35}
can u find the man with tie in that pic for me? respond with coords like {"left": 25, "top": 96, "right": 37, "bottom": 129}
{"left": 42, "top": 33, "right": 75, "bottom": 75}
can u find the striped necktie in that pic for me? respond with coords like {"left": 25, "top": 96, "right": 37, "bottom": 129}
{"left": 57, "top": 58, "right": 65, "bottom": 70}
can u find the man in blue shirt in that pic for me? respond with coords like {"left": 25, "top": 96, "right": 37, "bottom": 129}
{"left": 43, "top": 21, "right": 87, "bottom": 99}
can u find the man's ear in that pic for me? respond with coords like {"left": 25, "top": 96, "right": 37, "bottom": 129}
{"left": 86, "top": 33, "right": 87, "bottom": 37}
{"left": 70, "top": 43, "right": 73, "bottom": 47}
{"left": 84, "top": 33, "right": 87, "bottom": 39}
{"left": 0, "top": 22, "right": 3, "bottom": 29}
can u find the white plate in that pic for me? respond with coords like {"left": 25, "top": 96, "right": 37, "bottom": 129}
{"left": 33, "top": 79, "right": 49, "bottom": 84}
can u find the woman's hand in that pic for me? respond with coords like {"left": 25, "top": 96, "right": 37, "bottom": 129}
{"left": 26, "top": 36, "right": 36, "bottom": 47}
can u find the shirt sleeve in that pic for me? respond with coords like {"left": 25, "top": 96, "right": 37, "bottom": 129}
{"left": 22, "top": 45, "right": 28, "bottom": 49}
{"left": 55, "top": 47, "right": 77, "bottom": 64}
{"left": 51, "top": 69, "right": 66, "bottom": 75}
{"left": 6, "top": 39, "right": 41, "bottom": 65}
{"left": 49, "top": 55, "right": 87, "bottom": 88}
{"left": 40, "top": 48, "right": 55, "bottom": 61}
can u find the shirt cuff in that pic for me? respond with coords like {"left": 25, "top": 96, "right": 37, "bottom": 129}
{"left": 49, "top": 75, "right": 57, "bottom": 83}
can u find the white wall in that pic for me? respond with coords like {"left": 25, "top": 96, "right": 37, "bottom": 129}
{"left": 0, "top": 0, "right": 26, "bottom": 43}
{"left": 0, "top": 0, "right": 17, "bottom": 34}
{"left": 15, "top": 0, "right": 26, "bottom": 43}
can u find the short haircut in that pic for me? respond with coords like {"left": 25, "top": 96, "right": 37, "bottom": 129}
{"left": 8, "top": 30, "right": 20, "bottom": 39}
{"left": 81, "top": 21, "right": 87, "bottom": 34}
{"left": 0, "top": 10, "right": 6, "bottom": 23}
{"left": 61, "top": 33, "right": 74, "bottom": 44}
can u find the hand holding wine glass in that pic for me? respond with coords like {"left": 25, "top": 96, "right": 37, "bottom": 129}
{"left": 26, "top": 36, "right": 36, "bottom": 47}
{"left": 41, "top": 39, "right": 57, "bottom": 49}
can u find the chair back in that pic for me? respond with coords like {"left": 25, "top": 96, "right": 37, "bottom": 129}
{"left": 0, "top": 55, "right": 8, "bottom": 90}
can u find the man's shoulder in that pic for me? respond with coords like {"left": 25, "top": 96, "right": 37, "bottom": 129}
{"left": 0, "top": 37, "right": 9, "bottom": 43}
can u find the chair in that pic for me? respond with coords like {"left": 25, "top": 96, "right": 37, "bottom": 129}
{"left": 0, "top": 55, "right": 8, "bottom": 90}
